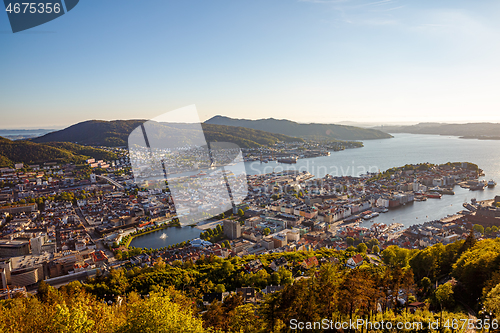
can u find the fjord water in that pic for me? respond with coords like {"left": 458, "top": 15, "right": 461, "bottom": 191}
{"left": 245, "top": 133, "right": 500, "bottom": 228}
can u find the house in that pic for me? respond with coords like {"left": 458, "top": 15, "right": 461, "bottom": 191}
{"left": 236, "top": 287, "right": 257, "bottom": 303}
{"left": 346, "top": 254, "right": 363, "bottom": 268}
{"left": 202, "top": 292, "right": 229, "bottom": 305}
{"left": 243, "top": 259, "right": 264, "bottom": 274}
{"left": 301, "top": 256, "right": 319, "bottom": 270}
{"left": 270, "top": 257, "right": 288, "bottom": 272}
{"left": 262, "top": 285, "right": 284, "bottom": 295}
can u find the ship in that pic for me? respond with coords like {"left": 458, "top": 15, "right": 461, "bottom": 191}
{"left": 488, "top": 180, "right": 497, "bottom": 188}
{"left": 277, "top": 156, "right": 298, "bottom": 164}
{"left": 469, "top": 181, "right": 486, "bottom": 191}
{"left": 425, "top": 192, "right": 442, "bottom": 199}
{"left": 160, "top": 233, "right": 167, "bottom": 239}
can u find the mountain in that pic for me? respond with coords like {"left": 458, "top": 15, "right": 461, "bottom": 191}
{"left": 201, "top": 123, "right": 303, "bottom": 147}
{"left": 205, "top": 115, "right": 393, "bottom": 140}
{"left": 31, "top": 120, "right": 304, "bottom": 148}
{"left": 374, "top": 122, "right": 500, "bottom": 139}
{"left": 32, "top": 120, "right": 145, "bottom": 147}
{"left": 0, "top": 137, "right": 120, "bottom": 168}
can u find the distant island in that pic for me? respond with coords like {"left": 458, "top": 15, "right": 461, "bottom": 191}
{"left": 374, "top": 122, "right": 500, "bottom": 140}
{"left": 205, "top": 115, "right": 393, "bottom": 140}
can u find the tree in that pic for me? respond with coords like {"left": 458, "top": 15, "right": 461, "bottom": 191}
{"left": 238, "top": 209, "right": 244, "bottom": 217}
{"left": 485, "top": 283, "right": 500, "bottom": 317}
{"left": 121, "top": 291, "right": 204, "bottom": 333}
{"left": 356, "top": 243, "right": 367, "bottom": 253}
{"left": 263, "top": 228, "right": 271, "bottom": 236}
{"left": 346, "top": 237, "right": 355, "bottom": 246}
{"left": 421, "top": 277, "right": 432, "bottom": 296}
{"left": 473, "top": 224, "right": 485, "bottom": 235}
{"left": 433, "top": 282, "right": 454, "bottom": 313}
{"left": 372, "top": 245, "right": 380, "bottom": 254}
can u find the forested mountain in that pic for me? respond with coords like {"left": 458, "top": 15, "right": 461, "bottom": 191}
{"left": 31, "top": 120, "right": 304, "bottom": 148}
{"left": 205, "top": 115, "right": 393, "bottom": 140}
{"left": 32, "top": 120, "right": 145, "bottom": 147}
{"left": 375, "top": 122, "right": 500, "bottom": 139}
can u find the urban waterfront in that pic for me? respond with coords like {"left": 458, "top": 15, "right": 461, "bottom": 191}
{"left": 246, "top": 133, "right": 500, "bottom": 228}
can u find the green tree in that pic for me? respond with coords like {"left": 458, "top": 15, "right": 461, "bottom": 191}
{"left": 372, "top": 245, "right": 380, "bottom": 254}
{"left": 433, "top": 282, "right": 454, "bottom": 313}
{"left": 356, "top": 243, "right": 367, "bottom": 253}
{"left": 346, "top": 237, "right": 355, "bottom": 246}
{"left": 238, "top": 209, "right": 244, "bottom": 217}
{"left": 473, "top": 224, "right": 485, "bottom": 234}
{"left": 263, "top": 228, "right": 271, "bottom": 236}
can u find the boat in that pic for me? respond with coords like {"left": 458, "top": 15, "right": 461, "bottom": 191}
{"left": 160, "top": 233, "right": 167, "bottom": 239}
{"left": 277, "top": 157, "right": 298, "bottom": 164}
{"left": 363, "top": 214, "right": 372, "bottom": 220}
{"left": 425, "top": 192, "right": 442, "bottom": 199}
{"left": 380, "top": 207, "right": 389, "bottom": 213}
{"left": 488, "top": 180, "right": 497, "bottom": 188}
{"left": 469, "top": 182, "right": 486, "bottom": 191}
{"left": 371, "top": 212, "right": 380, "bottom": 217}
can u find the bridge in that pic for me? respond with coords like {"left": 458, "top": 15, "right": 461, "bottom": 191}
{"left": 95, "top": 175, "right": 124, "bottom": 190}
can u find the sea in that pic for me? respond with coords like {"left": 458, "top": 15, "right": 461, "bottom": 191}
{"left": 131, "top": 133, "right": 500, "bottom": 248}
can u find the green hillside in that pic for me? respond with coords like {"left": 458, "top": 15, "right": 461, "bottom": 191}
{"left": 42, "top": 142, "right": 119, "bottom": 161}
{"left": 32, "top": 120, "right": 304, "bottom": 148}
{"left": 0, "top": 137, "right": 84, "bottom": 167}
{"left": 205, "top": 115, "right": 393, "bottom": 140}
{"left": 0, "top": 137, "right": 121, "bottom": 168}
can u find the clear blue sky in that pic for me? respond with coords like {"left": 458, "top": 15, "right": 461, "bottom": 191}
{"left": 2, "top": 0, "right": 500, "bottom": 128}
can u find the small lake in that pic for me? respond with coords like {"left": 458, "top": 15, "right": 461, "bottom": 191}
{"left": 129, "top": 226, "right": 201, "bottom": 249}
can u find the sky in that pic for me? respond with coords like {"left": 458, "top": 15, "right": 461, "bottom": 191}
{"left": 1, "top": 0, "right": 500, "bottom": 129}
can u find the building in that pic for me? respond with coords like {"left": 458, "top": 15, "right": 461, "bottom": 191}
{"left": 0, "top": 239, "right": 30, "bottom": 257}
{"left": 273, "top": 233, "right": 287, "bottom": 248}
{"left": 270, "top": 257, "right": 288, "bottom": 272}
{"left": 30, "top": 236, "right": 44, "bottom": 255}
{"left": 223, "top": 220, "right": 241, "bottom": 240}
{"left": 0, "top": 259, "right": 12, "bottom": 286}
{"left": 347, "top": 254, "right": 364, "bottom": 268}
{"left": 10, "top": 265, "right": 43, "bottom": 287}
{"left": 0, "top": 203, "right": 37, "bottom": 215}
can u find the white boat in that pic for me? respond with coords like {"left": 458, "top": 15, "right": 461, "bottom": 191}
{"left": 363, "top": 214, "right": 372, "bottom": 220}
{"left": 380, "top": 208, "right": 389, "bottom": 213}
{"left": 160, "top": 233, "right": 167, "bottom": 239}
{"left": 371, "top": 212, "right": 380, "bottom": 217}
